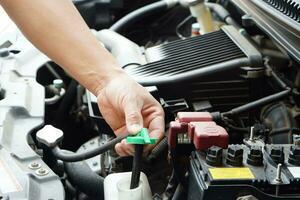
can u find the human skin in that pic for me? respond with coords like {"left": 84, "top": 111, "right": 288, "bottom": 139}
{"left": 1, "top": 0, "right": 164, "bottom": 156}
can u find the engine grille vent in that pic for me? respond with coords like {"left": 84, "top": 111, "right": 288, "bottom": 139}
{"left": 261, "top": 0, "right": 300, "bottom": 23}
{"left": 144, "top": 31, "right": 244, "bottom": 75}
{"left": 124, "top": 26, "right": 261, "bottom": 86}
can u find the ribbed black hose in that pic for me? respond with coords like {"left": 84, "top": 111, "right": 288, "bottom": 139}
{"left": 65, "top": 161, "right": 104, "bottom": 200}
{"left": 110, "top": 1, "right": 169, "bottom": 32}
{"left": 146, "top": 136, "right": 168, "bottom": 162}
{"left": 130, "top": 144, "right": 144, "bottom": 189}
{"left": 52, "top": 136, "right": 125, "bottom": 162}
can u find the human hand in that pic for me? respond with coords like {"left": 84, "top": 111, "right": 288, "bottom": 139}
{"left": 96, "top": 72, "right": 165, "bottom": 156}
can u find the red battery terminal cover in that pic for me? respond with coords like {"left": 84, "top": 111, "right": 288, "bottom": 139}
{"left": 177, "top": 112, "right": 213, "bottom": 123}
{"left": 188, "top": 122, "right": 228, "bottom": 150}
{"left": 168, "top": 112, "right": 228, "bottom": 150}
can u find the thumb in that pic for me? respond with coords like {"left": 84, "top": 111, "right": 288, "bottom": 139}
{"left": 124, "top": 99, "right": 143, "bottom": 135}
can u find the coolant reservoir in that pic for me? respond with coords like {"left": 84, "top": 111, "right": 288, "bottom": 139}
{"left": 182, "top": 0, "right": 216, "bottom": 34}
{"left": 104, "top": 172, "right": 152, "bottom": 200}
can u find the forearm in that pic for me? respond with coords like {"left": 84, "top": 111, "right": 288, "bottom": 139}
{"left": 1, "top": 0, "right": 123, "bottom": 95}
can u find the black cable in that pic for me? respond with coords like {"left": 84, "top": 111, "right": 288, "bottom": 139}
{"left": 223, "top": 89, "right": 291, "bottom": 116}
{"left": 265, "top": 60, "right": 289, "bottom": 90}
{"left": 52, "top": 136, "right": 125, "bottom": 162}
{"left": 169, "top": 149, "right": 187, "bottom": 190}
{"left": 130, "top": 144, "right": 144, "bottom": 189}
{"left": 223, "top": 63, "right": 293, "bottom": 117}
{"left": 110, "top": 0, "right": 170, "bottom": 33}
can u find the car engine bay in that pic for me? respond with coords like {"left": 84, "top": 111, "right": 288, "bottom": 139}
{"left": 0, "top": 0, "right": 300, "bottom": 199}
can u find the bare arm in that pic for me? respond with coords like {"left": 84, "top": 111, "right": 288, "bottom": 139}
{"left": 1, "top": 0, "right": 164, "bottom": 156}
{"left": 1, "top": 0, "right": 122, "bottom": 95}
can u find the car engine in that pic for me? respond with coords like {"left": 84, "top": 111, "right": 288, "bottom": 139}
{"left": 0, "top": 0, "right": 300, "bottom": 199}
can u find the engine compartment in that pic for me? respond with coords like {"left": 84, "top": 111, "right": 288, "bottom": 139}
{"left": 1, "top": 0, "right": 300, "bottom": 199}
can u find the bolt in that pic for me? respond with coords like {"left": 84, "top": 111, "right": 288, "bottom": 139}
{"left": 93, "top": 161, "right": 98, "bottom": 166}
{"left": 249, "top": 126, "right": 255, "bottom": 141}
{"left": 275, "top": 163, "right": 282, "bottom": 182}
{"left": 53, "top": 79, "right": 64, "bottom": 89}
{"left": 28, "top": 162, "right": 41, "bottom": 169}
{"left": 35, "top": 168, "right": 49, "bottom": 176}
{"left": 239, "top": 28, "right": 247, "bottom": 36}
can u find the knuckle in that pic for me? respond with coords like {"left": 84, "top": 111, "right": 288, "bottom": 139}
{"left": 127, "top": 111, "right": 140, "bottom": 121}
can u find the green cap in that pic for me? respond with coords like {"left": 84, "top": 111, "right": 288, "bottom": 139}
{"left": 126, "top": 128, "right": 158, "bottom": 145}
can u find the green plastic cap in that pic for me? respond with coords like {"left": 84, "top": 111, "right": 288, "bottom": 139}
{"left": 126, "top": 128, "right": 158, "bottom": 145}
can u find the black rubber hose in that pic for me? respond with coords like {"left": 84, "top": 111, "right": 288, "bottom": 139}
{"left": 54, "top": 80, "right": 78, "bottom": 128}
{"left": 223, "top": 63, "right": 293, "bottom": 117}
{"left": 110, "top": 1, "right": 170, "bottom": 32}
{"left": 206, "top": 3, "right": 242, "bottom": 29}
{"left": 65, "top": 161, "right": 104, "bottom": 200}
{"left": 206, "top": 3, "right": 230, "bottom": 21}
{"left": 146, "top": 136, "right": 168, "bottom": 162}
{"left": 52, "top": 136, "right": 125, "bottom": 162}
{"left": 130, "top": 144, "right": 144, "bottom": 189}
{"left": 223, "top": 89, "right": 291, "bottom": 116}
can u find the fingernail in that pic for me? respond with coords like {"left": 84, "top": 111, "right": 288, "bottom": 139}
{"left": 130, "top": 124, "right": 142, "bottom": 134}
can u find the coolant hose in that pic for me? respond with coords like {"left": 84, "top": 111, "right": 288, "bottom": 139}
{"left": 54, "top": 80, "right": 78, "bottom": 128}
{"left": 65, "top": 160, "right": 104, "bottom": 200}
{"left": 94, "top": 29, "right": 145, "bottom": 67}
{"left": 205, "top": 3, "right": 241, "bottom": 29}
{"left": 52, "top": 136, "right": 125, "bottom": 162}
{"left": 110, "top": 0, "right": 178, "bottom": 32}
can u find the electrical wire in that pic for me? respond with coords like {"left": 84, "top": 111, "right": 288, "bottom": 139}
{"left": 52, "top": 136, "right": 126, "bottom": 162}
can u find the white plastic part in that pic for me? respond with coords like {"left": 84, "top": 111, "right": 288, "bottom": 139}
{"left": 117, "top": 179, "right": 143, "bottom": 200}
{"left": 104, "top": 172, "right": 152, "bottom": 200}
{"left": 36, "top": 125, "right": 64, "bottom": 147}
{"left": 189, "top": 3, "right": 215, "bottom": 34}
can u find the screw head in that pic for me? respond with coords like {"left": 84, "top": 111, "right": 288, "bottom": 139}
{"left": 28, "top": 162, "right": 41, "bottom": 169}
{"left": 35, "top": 168, "right": 49, "bottom": 176}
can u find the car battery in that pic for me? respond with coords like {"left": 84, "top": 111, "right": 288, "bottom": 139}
{"left": 188, "top": 144, "right": 300, "bottom": 200}
{"left": 168, "top": 112, "right": 228, "bottom": 151}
